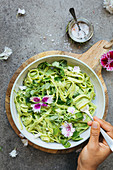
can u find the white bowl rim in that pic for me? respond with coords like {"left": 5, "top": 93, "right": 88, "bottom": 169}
{"left": 10, "top": 54, "right": 105, "bottom": 150}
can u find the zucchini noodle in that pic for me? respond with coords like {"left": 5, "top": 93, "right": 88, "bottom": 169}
{"left": 14, "top": 60, "right": 96, "bottom": 148}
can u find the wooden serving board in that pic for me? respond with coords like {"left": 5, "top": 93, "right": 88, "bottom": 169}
{"left": 5, "top": 40, "right": 109, "bottom": 154}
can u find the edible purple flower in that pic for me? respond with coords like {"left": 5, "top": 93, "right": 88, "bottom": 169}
{"left": 73, "top": 66, "right": 80, "bottom": 73}
{"left": 30, "top": 95, "right": 53, "bottom": 113}
{"left": 30, "top": 97, "right": 40, "bottom": 103}
{"left": 100, "top": 50, "right": 113, "bottom": 71}
{"left": 31, "top": 103, "right": 41, "bottom": 113}
{"left": 61, "top": 121, "right": 75, "bottom": 137}
{"left": 42, "top": 95, "right": 53, "bottom": 104}
{"left": 41, "top": 103, "right": 48, "bottom": 107}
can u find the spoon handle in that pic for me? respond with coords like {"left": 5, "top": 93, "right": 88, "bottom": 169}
{"left": 69, "top": 8, "right": 81, "bottom": 30}
{"left": 69, "top": 8, "right": 78, "bottom": 22}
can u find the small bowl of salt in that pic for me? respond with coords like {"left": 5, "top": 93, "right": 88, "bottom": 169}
{"left": 68, "top": 18, "right": 94, "bottom": 43}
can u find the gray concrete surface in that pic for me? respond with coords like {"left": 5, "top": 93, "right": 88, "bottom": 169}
{"left": 0, "top": 0, "right": 113, "bottom": 169}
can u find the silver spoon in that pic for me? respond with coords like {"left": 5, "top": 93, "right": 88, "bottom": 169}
{"left": 69, "top": 8, "right": 81, "bottom": 31}
{"left": 81, "top": 106, "right": 113, "bottom": 152}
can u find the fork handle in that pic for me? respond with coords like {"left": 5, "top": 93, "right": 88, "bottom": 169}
{"left": 100, "top": 128, "right": 113, "bottom": 152}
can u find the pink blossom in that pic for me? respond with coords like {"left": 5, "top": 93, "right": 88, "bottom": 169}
{"left": 67, "top": 107, "right": 75, "bottom": 114}
{"left": 31, "top": 103, "right": 41, "bottom": 113}
{"left": 73, "top": 66, "right": 80, "bottom": 73}
{"left": 30, "top": 96, "right": 52, "bottom": 113}
{"left": 61, "top": 122, "right": 75, "bottom": 137}
{"left": 100, "top": 51, "right": 113, "bottom": 71}
{"left": 42, "top": 95, "right": 53, "bottom": 104}
{"left": 41, "top": 103, "right": 48, "bottom": 107}
{"left": 30, "top": 97, "right": 40, "bottom": 103}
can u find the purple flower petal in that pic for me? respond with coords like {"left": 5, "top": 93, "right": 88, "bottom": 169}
{"left": 42, "top": 97, "right": 49, "bottom": 103}
{"left": 42, "top": 95, "right": 53, "bottom": 104}
{"left": 31, "top": 103, "right": 41, "bottom": 113}
{"left": 30, "top": 97, "right": 40, "bottom": 103}
{"left": 108, "top": 51, "right": 113, "bottom": 60}
{"left": 109, "top": 60, "right": 113, "bottom": 68}
{"left": 100, "top": 54, "right": 109, "bottom": 68}
{"left": 61, "top": 121, "right": 75, "bottom": 137}
{"left": 73, "top": 66, "right": 80, "bottom": 73}
{"left": 106, "top": 61, "right": 113, "bottom": 71}
{"left": 100, "top": 51, "right": 113, "bottom": 71}
{"left": 41, "top": 103, "right": 48, "bottom": 107}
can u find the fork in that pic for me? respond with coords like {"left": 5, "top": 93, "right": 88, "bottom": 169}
{"left": 81, "top": 107, "right": 113, "bottom": 152}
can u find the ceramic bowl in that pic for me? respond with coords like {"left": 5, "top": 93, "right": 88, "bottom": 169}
{"left": 10, "top": 55, "right": 105, "bottom": 150}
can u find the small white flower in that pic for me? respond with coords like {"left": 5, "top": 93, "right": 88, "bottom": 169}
{"left": 61, "top": 121, "right": 75, "bottom": 137}
{"left": 19, "top": 86, "right": 27, "bottom": 90}
{"left": 34, "top": 133, "right": 41, "bottom": 139}
{"left": 103, "top": 0, "right": 113, "bottom": 14}
{"left": 68, "top": 66, "right": 73, "bottom": 71}
{"left": 0, "top": 47, "right": 12, "bottom": 60}
{"left": 19, "top": 133, "right": 25, "bottom": 138}
{"left": 17, "top": 8, "right": 26, "bottom": 16}
{"left": 67, "top": 107, "right": 75, "bottom": 114}
{"left": 21, "top": 139, "right": 28, "bottom": 146}
{"left": 9, "top": 149, "right": 18, "bottom": 158}
{"left": 73, "top": 66, "right": 80, "bottom": 73}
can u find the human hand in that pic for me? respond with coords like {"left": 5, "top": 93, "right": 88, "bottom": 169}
{"left": 77, "top": 116, "right": 113, "bottom": 170}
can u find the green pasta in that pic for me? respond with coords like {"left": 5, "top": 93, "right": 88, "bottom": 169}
{"left": 14, "top": 60, "right": 96, "bottom": 148}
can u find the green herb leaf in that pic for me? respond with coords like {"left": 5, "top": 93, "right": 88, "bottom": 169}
{"left": 59, "top": 60, "right": 67, "bottom": 67}
{"left": 53, "top": 126, "right": 60, "bottom": 136}
{"left": 54, "top": 76, "right": 62, "bottom": 81}
{"left": 0, "top": 146, "right": 3, "bottom": 152}
{"left": 38, "top": 62, "right": 48, "bottom": 70}
{"left": 63, "top": 142, "right": 71, "bottom": 148}
{"left": 72, "top": 131, "right": 80, "bottom": 140}
{"left": 41, "top": 83, "right": 51, "bottom": 90}
{"left": 72, "top": 137, "right": 83, "bottom": 141}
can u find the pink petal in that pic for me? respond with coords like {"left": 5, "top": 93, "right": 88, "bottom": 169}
{"left": 31, "top": 103, "right": 41, "bottom": 113}
{"left": 30, "top": 97, "right": 40, "bottom": 103}
{"left": 109, "top": 60, "right": 113, "bottom": 68}
{"left": 42, "top": 96, "right": 49, "bottom": 103}
{"left": 106, "top": 61, "right": 113, "bottom": 71}
{"left": 108, "top": 51, "right": 113, "bottom": 60}
{"left": 61, "top": 122, "right": 75, "bottom": 137}
{"left": 73, "top": 66, "right": 80, "bottom": 73}
{"left": 100, "top": 51, "right": 113, "bottom": 71}
{"left": 42, "top": 95, "right": 53, "bottom": 104}
{"left": 100, "top": 54, "right": 109, "bottom": 68}
{"left": 41, "top": 103, "right": 48, "bottom": 107}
